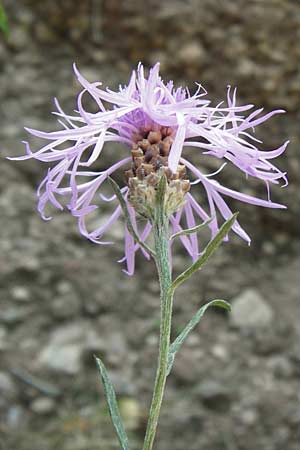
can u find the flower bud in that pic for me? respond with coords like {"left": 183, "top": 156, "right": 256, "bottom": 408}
{"left": 125, "top": 128, "right": 190, "bottom": 219}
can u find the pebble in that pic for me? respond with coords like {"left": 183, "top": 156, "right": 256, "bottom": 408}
{"left": 211, "top": 344, "right": 229, "bottom": 361}
{"left": 267, "top": 356, "right": 293, "bottom": 378}
{"left": 30, "top": 397, "right": 56, "bottom": 414}
{"left": 104, "top": 332, "right": 129, "bottom": 367}
{"left": 196, "top": 380, "right": 231, "bottom": 411}
{"left": 38, "top": 344, "right": 82, "bottom": 375}
{"left": 119, "top": 397, "right": 141, "bottom": 430}
{"left": 38, "top": 322, "right": 89, "bottom": 374}
{"left": 6, "top": 405, "right": 24, "bottom": 428}
{"left": 0, "top": 372, "right": 16, "bottom": 399}
{"left": 50, "top": 294, "right": 81, "bottom": 319}
{"left": 37, "top": 321, "right": 111, "bottom": 374}
{"left": 173, "top": 349, "right": 203, "bottom": 384}
{"left": 240, "top": 408, "right": 258, "bottom": 426}
{"left": 253, "top": 328, "right": 287, "bottom": 356}
{"left": 177, "top": 42, "right": 205, "bottom": 64}
{"left": 10, "top": 285, "right": 31, "bottom": 302}
{"left": 0, "top": 305, "right": 31, "bottom": 324}
{"left": 230, "top": 289, "right": 274, "bottom": 329}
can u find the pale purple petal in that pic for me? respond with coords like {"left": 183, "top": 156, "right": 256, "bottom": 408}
{"left": 168, "top": 113, "right": 187, "bottom": 173}
{"left": 11, "top": 62, "right": 288, "bottom": 275}
{"left": 184, "top": 199, "right": 199, "bottom": 261}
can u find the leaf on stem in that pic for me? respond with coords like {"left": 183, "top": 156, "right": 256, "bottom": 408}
{"left": 171, "top": 213, "right": 238, "bottom": 291}
{"left": 167, "top": 299, "right": 231, "bottom": 375}
{"left": 95, "top": 356, "right": 131, "bottom": 450}
{"left": 169, "top": 217, "right": 213, "bottom": 241}
{"left": 109, "top": 177, "right": 155, "bottom": 258}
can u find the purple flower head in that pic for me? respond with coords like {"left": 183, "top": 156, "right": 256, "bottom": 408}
{"left": 11, "top": 63, "right": 288, "bottom": 275}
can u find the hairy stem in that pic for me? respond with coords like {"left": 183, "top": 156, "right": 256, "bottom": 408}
{"left": 143, "top": 206, "right": 173, "bottom": 450}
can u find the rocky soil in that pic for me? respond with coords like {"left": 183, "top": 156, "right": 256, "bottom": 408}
{"left": 1, "top": 1, "right": 300, "bottom": 450}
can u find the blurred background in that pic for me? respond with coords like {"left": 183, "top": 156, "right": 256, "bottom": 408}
{"left": 0, "top": 1, "right": 299, "bottom": 449}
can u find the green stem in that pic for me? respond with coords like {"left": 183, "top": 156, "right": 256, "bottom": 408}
{"left": 142, "top": 206, "right": 173, "bottom": 450}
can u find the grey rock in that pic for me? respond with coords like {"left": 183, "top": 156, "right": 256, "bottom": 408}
{"left": 38, "top": 321, "right": 103, "bottom": 374}
{"left": 173, "top": 348, "right": 204, "bottom": 384}
{"left": 286, "top": 405, "right": 300, "bottom": 426}
{"left": 196, "top": 380, "right": 231, "bottom": 411}
{"left": 177, "top": 42, "right": 205, "bottom": 64}
{"left": 230, "top": 289, "right": 274, "bottom": 329}
{"left": 107, "top": 370, "right": 136, "bottom": 396}
{"left": 267, "top": 356, "right": 294, "bottom": 378}
{"left": 104, "top": 331, "right": 129, "bottom": 367}
{"left": 239, "top": 408, "right": 259, "bottom": 426}
{"left": 253, "top": 327, "right": 289, "bottom": 356}
{"left": 0, "top": 372, "right": 17, "bottom": 404}
{"left": 38, "top": 343, "right": 82, "bottom": 375}
{"left": 30, "top": 397, "right": 56, "bottom": 414}
{"left": 10, "top": 285, "right": 31, "bottom": 302}
{"left": 50, "top": 294, "right": 81, "bottom": 319}
{"left": 0, "top": 305, "right": 31, "bottom": 324}
{"left": 211, "top": 344, "right": 229, "bottom": 361}
{"left": 119, "top": 397, "right": 141, "bottom": 431}
{"left": 6, "top": 405, "right": 25, "bottom": 429}
{"left": 8, "top": 27, "right": 28, "bottom": 50}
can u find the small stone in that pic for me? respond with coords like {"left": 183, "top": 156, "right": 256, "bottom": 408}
{"left": 253, "top": 328, "right": 287, "bottom": 356}
{"left": 119, "top": 397, "right": 141, "bottom": 430}
{"left": 173, "top": 349, "right": 204, "bottom": 384}
{"left": 56, "top": 281, "right": 73, "bottom": 295}
{"left": 196, "top": 380, "right": 231, "bottom": 411}
{"left": 9, "top": 27, "right": 28, "bottom": 50}
{"left": 237, "top": 58, "right": 258, "bottom": 76}
{"left": 262, "top": 241, "right": 276, "bottom": 256}
{"left": 30, "top": 397, "right": 55, "bottom": 414}
{"left": 267, "top": 356, "right": 293, "bottom": 378}
{"left": 6, "top": 405, "right": 24, "bottom": 428}
{"left": 177, "top": 42, "right": 205, "bottom": 64}
{"left": 92, "top": 50, "right": 106, "bottom": 63}
{"left": 38, "top": 321, "right": 103, "bottom": 374}
{"left": 105, "top": 332, "right": 129, "bottom": 367}
{"left": 0, "top": 305, "right": 30, "bottom": 324}
{"left": 38, "top": 344, "right": 82, "bottom": 374}
{"left": 10, "top": 285, "right": 31, "bottom": 302}
{"left": 240, "top": 408, "right": 258, "bottom": 426}
{"left": 230, "top": 289, "right": 274, "bottom": 329}
{"left": 50, "top": 294, "right": 81, "bottom": 319}
{"left": 0, "top": 372, "right": 16, "bottom": 399}
{"left": 211, "top": 344, "right": 229, "bottom": 361}
{"left": 286, "top": 405, "right": 300, "bottom": 426}
{"left": 35, "top": 23, "right": 58, "bottom": 43}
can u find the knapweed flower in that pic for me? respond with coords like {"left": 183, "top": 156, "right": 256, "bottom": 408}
{"left": 11, "top": 63, "right": 288, "bottom": 274}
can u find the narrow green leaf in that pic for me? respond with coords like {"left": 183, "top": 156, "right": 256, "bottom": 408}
{"left": 167, "top": 299, "right": 231, "bottom": 375}
{"left": 170, "top": 217, "right": 213, "bottom": 241}
{"left": 171, "top": 213, "right": 238, "bottom": 291}
{"left": 95, "top": 356, "right": 131, "bottom": 450}
{"left": 0, "top": 5, "right": 9, "bottom": 38}
{"left": 108, "top": 177, "right": 155, "bottom": 257}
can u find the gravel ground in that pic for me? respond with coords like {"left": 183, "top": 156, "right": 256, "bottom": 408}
{"left": 1, "top": 2, "right": 300, "bottom": 450}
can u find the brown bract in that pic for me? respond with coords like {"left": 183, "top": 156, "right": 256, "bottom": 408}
{"left": 125, "top": 127, "right": 190, "bottom": 219}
